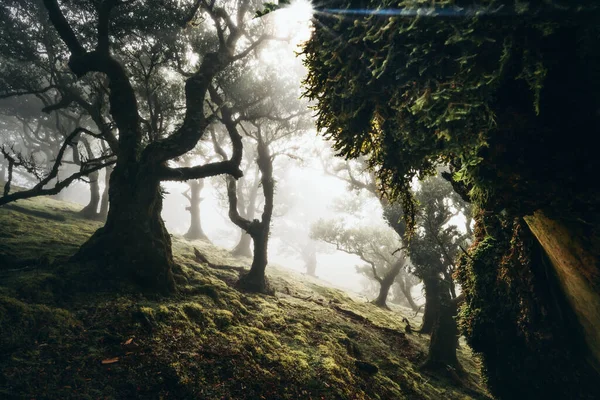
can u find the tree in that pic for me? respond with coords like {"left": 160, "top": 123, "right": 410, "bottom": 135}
{"left": 205, "top": 34, "right": 310, "bottom": 292}
{"left": 390, "top": 273, "right": 420, "bottom": 312}
{"left": 275, "top": 220, "right": 322, "bottom": 277}
{"left": 304, "top": 1, "right": 600, "bottom": 396}
{"left": 0, "top": 2, "right": 118, "bottom": 211}
{"left": 211, "top": 93, "right": 308, "bottom": 292}
{"left": 384, "top": 176, "right": 469, "bottom": 372}
{"left": 320, "top": 156, "right": 420, "bottom": 308}
{"left": 1, "top": 0, "right": 292, "bottom": 292}
{"left": 311, "top": 220, "right": 409, "bottom": 308}
{"left": 386, "top": 176, "right": 468, "bottom": 333}
{"left": 182, "top": 179, "right": 209, "bottom": 241}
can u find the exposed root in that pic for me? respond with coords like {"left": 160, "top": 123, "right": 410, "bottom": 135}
{"left": 193, "top": 247, "right": 247, "bottom": 273}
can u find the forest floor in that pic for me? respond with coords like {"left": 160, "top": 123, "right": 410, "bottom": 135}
{"left": 0, "top": 196, "right": 491, "bottom": 399}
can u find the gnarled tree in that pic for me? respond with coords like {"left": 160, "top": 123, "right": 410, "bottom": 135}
{"left": 1, "top": 0, "right": 287, "bottom": 292}
{"left": 311, "top": 220, "right": 410, "bottom": 309}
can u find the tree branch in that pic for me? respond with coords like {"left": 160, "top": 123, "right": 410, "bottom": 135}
{"left": 97, "top": 0, "right": 118, "bottom": 54}
{"left": 43, "top": 0, "right": 86, "bottom": 56}
{"left": 159, "top": 160, "right": 242, "bottom": 181}
{"left": 0, "top": 160, "right": 114, "bottom": 206}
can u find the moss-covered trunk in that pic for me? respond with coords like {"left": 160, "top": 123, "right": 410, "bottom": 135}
{"left": 421, "top": 286, "right": 460, "bottom": 372}
{"left": 456, "top": 214, "right": 599, "bottom": 399}
{"left": 74, "top": 163, "right": 175, "bottom": 293}
{"left": 184, "top": 180, "right": 208, "bottom": 241}
{"left": 420, "top": 276, "right": 440, "bottom": 334}
{"left": 237, "top": 229, "right": 270, "bottom": 293}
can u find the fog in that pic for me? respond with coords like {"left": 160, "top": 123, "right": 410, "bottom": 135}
{"left": 0, "top": 0, "right": 447, "bottom": 305}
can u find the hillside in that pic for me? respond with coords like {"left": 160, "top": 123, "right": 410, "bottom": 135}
{"left": 0, "top": 196, "right": 490, "bottom": 399}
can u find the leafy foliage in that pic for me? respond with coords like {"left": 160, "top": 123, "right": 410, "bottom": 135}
{"left": 302, "top": 0, "right": 600, "bottom": 223}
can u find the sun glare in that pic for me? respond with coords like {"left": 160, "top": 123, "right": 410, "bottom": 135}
{"left": 272, "top": 0, "right": 313, "bottom": 44}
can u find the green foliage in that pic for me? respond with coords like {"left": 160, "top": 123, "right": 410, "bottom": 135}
{"left": 255, "top": 0, "right": 291, "bottom": 18}
{"left": 302, "top": 0, "right": 600, "bottom": 224}
{"left": 304, "top": 2, "right": 600, "bottom": 397}
{"left": 384, "top": 176, "right": 469, "bottom": 280}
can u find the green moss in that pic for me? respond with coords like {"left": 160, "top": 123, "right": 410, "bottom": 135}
{"left": 0, "top": 196, "right": 490, "bottom": 399}
{"left": 0, "top": 295, "right": 79, "bottom": 351}
{"left": 456, "top": 213, "right": 599, "bottom": 399}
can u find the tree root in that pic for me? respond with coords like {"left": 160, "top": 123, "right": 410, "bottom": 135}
{"left": 194, "top": 247, "right": 246, "bottom": 272}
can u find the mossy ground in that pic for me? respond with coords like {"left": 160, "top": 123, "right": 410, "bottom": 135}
{"left": 0, "top": 196, "right": 489, "bottom": 399}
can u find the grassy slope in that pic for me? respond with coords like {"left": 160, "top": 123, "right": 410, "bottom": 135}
{"left": 0, "top": 196, "right": 490, "bottom": 399}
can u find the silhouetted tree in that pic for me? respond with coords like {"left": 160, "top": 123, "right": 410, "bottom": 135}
{"left": 311, "top": 220, "right": 409, "bottom": 308}
{"left": 1, "top": 0, "right": 289, "bottom": 292}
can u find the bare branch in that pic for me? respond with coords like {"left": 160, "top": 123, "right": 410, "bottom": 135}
{"left": 97, "top": 0, "right": 119, "bottom": 54}
{"left": 0, "top": 85, "right": 57, "bottom": 100}
{"left": 43, "top": 0, "right": 86, "bottom": 56}
{"left": 0, "top": 160, "right": 114, "bottom": 206}
{"left": 160, "top": 160, "right": 242, "bottom": 181}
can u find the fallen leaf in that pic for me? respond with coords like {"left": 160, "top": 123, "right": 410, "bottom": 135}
{"left": 101, "top": 357, "right": 119, "bottom": 364}
{"left": 123, "top": 338, "right": 133, "bottom": 345}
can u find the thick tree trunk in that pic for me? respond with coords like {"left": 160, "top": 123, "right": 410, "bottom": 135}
{"left": 421, "top": 287, "right": 461, "bottom": 373}
{"left": 232, "top": 231, "right": 253, "bottom": 257}
{"left": 420, "top": 276, "right": 441, "bottom": 334}
{"left": 99, "top": 165, "right": 112, "bottom": 220}
{"left": 79, "top": 169, "right": 100, "bottom": 219}
{"left": 184, "top": 180, "right": 209, "bottom": 241}
{"left": 73, "top": 164, "right": 175, "bottom": 293}
{"left": 372, "top": 279, "right": 394, "bottom": 308}
{"left": 372, "top": 259, "right": 404, "bottom": 308}
{"left": 237, "top": 229, "right": 272, "bottom": 294}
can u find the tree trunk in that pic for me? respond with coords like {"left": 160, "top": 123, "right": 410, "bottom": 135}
{"left": 372, "top": 259, "right": 405, "bottom": 308}
{"left": 184, "top": 180, "right": 209, "bottom": 241}
{"left": 304, "top": 247, "right": 317, "bottom": 277}
{"left": 444, "top": 271, "right": 457, "bottom": 299}
{"left": 73, "top": 164, "right": 175, "bottom": 293}
{"left": 421, "top": 286, "right": 461, "bottom": 373}
{"left": 236, "top": 135, "right": 274, "bottom": 294}
{"left": 420, "top": 276, "right": 441, "bottom": 334}
{"left": 99, "top": 165, "right": 112, "bottom": 220}
{"left": 79, "top": 169, "right": 100, "bottom": 219}
{"left": 232, "top": 232, "right": 253, "bottom": 257}
{"left": 237, "top": 228, "right": 272, "bottom": 294}
{"left": 372, "top": 279, "right": 393, "bottom": 308}
{"left": 398, "top": 278, "right": 419, "bottom": 311}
